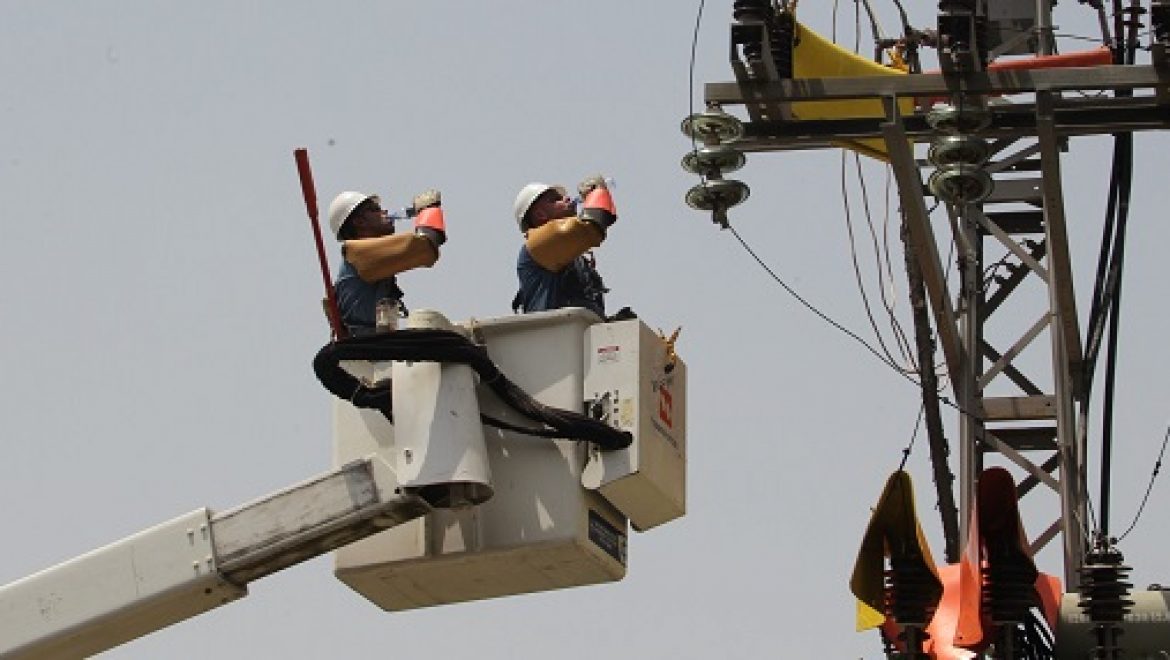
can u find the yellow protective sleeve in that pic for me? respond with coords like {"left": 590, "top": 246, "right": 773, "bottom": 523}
{"left": 524, "top": 216, "right": 604, "bottom": 272}
{"left": 790, "top": 19, "right": 915, "bottom": 160}
{"left": 342, "top": 234, "right": 438, "bottom": 282}
{"left": 848, "top": 470, "right": 942, "bottom": 632}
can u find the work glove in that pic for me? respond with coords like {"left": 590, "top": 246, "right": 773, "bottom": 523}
{"left": 411, "top": 189, "right": 446, "bottom": 247}
{"left": 577, "top": 180, "right": 617, "bottom": 233}
{"left": 411, "top": 188, "right": 442, "bottom": 212}
{"left": 576, "top": 174, "right": 609, "bottom": 200}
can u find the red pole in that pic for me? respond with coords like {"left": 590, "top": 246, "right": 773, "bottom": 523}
{"left": 294, "top": 148, "right": 348, "bottom": 340}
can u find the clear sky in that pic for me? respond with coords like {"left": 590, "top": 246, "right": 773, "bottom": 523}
{"left": 2, "top": 2, "right": 1167, "bottom": 658}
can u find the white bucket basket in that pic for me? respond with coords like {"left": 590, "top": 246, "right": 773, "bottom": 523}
{"left": 391, "top": 309, "right": 492, "bottom": 508}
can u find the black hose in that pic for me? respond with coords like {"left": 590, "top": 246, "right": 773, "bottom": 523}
{"left": 1083, "top": 0, "right": 1139, "bottom": 533}
{"left": 312, "top": 343, "right": 394, "bottom": 415}
{"left": 312, "top": 329, "right": 632, "bottom": 451}
{"left": 1099, "top": 134, "right": 1132, "bottom": 537}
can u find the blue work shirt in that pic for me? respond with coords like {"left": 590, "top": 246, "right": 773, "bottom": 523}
{"left": 335, "top": 260, "right": 404, "bottom": 332}
{"left": 514, "top": 245, "right": 606, "bottom": 317}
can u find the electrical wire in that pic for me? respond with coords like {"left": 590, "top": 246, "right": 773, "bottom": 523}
{"left": 686, "top": 0, "right": 706, "bottom": 165}
{"left": 1116, "top": 425, "right": 1170, "bottom": 541}
{"left": 1098, "top": 134, "right": 1131, "bottom": 537}
{"left": 897, "top": 402, "right": 926, "bottom": 471}
{"left": 728, "top": 224, "right": 909, "bottom": 377}
{"left": 1082, "top": 2, "right": 1139, "bottom": 535}
{"left": 871, "top": 164, "right": 955, "bottom": 388}
{"left": 853, "top": 155, "right": 912, "bottom": 366}
{"left": 992, "top": 24, "right": 1110, "bottom": 48}
{"left": 841, "top": 152, "right": 917, "bottom": 371}
{"left": 1100, "top": 0, "right": 1143, "bottom": 536}
{"left": 838, "top": 0, "right": 925, "bottom": 377}
{"left": 833, "top": 2, "right": 953, "bottom": 384}
{"left": 1054, "top": 31, "right": 1113, "bottom": 44}
{"left": 728, "top": 224, "right": 984, "bottom": 428}
{"left": 831, "top": 0, "right": 927, "bottom": 375}
{"left": 857, "top": 156, "right": 918, "bottom": 366}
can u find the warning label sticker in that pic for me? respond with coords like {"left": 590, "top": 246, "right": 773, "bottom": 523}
{"left": 597, "top": 345, "right": 621, "bottom": 364}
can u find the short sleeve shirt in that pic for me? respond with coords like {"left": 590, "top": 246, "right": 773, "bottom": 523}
{"left": 514, "top": 245, "right": 605, "bottom": 317}
{"left": 335, "top": 260, "right": 403, "bottom": 331}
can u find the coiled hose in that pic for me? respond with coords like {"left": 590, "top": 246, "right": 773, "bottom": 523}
{"left": 312, "top": 329, "right": 632, "bottom": 451}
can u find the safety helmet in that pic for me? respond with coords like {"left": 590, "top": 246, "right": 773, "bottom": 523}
{"left": 328, "top": 191, "right": 379, "bottom": 239}
{"left": 512, "top": 182, "right": 567, "bottom": 231}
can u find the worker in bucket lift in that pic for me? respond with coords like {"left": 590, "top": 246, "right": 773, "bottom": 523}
{"left": 329, "top": 189, "right": 446, "bottom": 335}
{"left": 512, "top": 175, "right": 617, "bottom": 318}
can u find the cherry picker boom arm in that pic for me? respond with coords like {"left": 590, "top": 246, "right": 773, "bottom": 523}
{"left": 0, "top": 457, "right": 429, "bottom": 659}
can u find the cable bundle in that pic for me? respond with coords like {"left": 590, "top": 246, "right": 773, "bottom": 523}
{"left": 312, "top": 329, "right": 632, "bottom": 451}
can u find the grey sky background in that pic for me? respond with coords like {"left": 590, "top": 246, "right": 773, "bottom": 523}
{"left": 1, "top": 2, "right": 1167, "bottom": 658}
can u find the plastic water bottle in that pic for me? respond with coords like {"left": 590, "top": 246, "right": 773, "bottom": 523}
{"left": 385, "top": 206, "right": 417, "bottom": 222}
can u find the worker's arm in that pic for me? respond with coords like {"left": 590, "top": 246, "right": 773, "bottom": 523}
{"left": 342, "top": 234, "right": 438, "bottom": 282}
{"left": 343, "top": 194, "right": 447, "bottom": 282}
{"left": 525, "top": 216, "right": 604, "bottom": 272}
{"left": 525, "top": 185, "right": 617, "bottom": 272}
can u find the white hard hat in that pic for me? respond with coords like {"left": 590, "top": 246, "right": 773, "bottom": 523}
{"left": 512, "top": 182, "right": 566, "bottom": 231}
{"left": 328, "top": 191, "right": 379, "bottom": 239}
